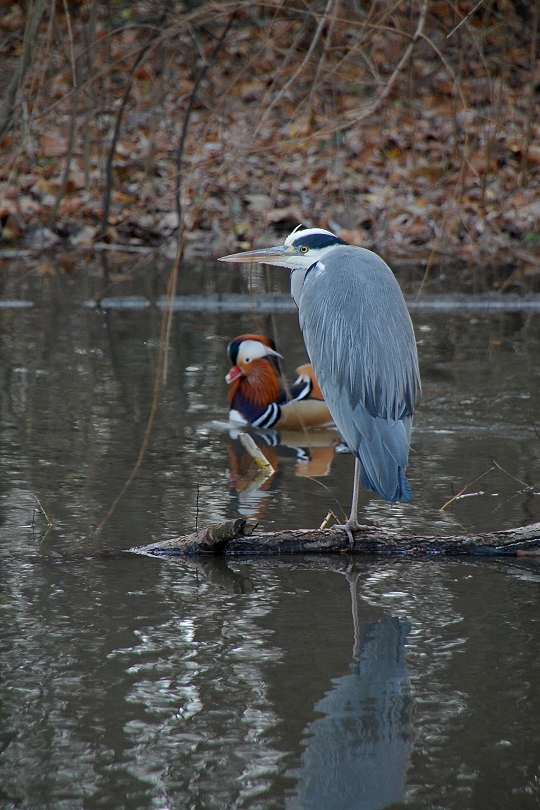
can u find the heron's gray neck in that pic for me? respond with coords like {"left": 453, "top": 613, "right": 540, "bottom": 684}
{"left": 290, "top": 266, "right": 310, "bottom": 307}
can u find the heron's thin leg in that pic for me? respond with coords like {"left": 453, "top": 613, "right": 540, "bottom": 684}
{"left": 348, "top": 457, "right": 361, "bottom": 528}
{"left": 339, "top": 458, "right": 362, "bottom": 549}
{"left": 346, "top": 569, "right": 361, "bottom": 660}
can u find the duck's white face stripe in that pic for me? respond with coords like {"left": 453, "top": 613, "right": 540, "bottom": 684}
{"left": 237, "top": 339, "right": 280, "bottom": 365}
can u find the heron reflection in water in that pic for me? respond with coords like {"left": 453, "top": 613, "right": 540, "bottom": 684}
{"left": 286, "top": 605, "right": 413, "bottom": 810}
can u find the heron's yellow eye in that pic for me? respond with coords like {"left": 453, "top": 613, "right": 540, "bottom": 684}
{"left": 299, "top": 245, "right": 309, "bottom": 253}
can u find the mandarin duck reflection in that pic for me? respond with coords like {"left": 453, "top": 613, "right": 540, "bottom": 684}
{"left": 226, "top": 334, "right": 333, "bottom": 430}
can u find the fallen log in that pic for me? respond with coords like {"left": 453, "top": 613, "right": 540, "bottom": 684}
{"left": 131, "top": 519, "right": 540, "bottom": 558}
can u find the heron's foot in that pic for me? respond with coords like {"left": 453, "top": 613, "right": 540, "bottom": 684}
{"left": 335, "top": 518, "right": 368, "bottom": 550}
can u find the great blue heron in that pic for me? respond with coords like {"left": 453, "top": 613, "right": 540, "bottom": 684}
{"left": 218, "top": 228, "right": 421, "bottom": 542}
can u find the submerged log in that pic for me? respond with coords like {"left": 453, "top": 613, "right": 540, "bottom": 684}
{"left": 131, "top": 519, "right": 540, "bottom": 558}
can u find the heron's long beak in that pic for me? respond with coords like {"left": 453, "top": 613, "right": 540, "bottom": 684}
{"left": 217, "top": 246, "right": 289, "bottom": 263}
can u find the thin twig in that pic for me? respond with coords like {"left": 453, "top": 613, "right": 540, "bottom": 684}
{"left": 305, "top": 476, "right": 348, "bottom": 522}
{"left": 307, "top": 0, "right": 339, "bottom": 119}
{"left": 320, "top": 510, "right": 341, "bottom": 529}
{"left": 47, "top": 104, "right": 76, "bottom": 227}
{"left": 33, "top": 493, "right": 52, "bottom": 526}
{"left": 446, "top": 0, "right": 486, "bottom": 39}
{"left": 340, "top": 0, "right": 428, "bottom": 132}
{"left": 440, "top": 466, "right": 496, "bottom": 511}
{"left": 62, "top": 0, "right": 77, "bottom": 87}
{"left": 491, "top": 460, "right": 531, "bottom": 490}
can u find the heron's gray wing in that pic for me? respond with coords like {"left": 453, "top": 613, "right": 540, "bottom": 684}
{"left": 331, "top": 394, "right": 412, "bottom": 501}
{"left": 296, "top": 247, "right": 420, "bottom": 501}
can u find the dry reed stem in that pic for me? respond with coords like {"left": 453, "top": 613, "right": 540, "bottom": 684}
{"left": 97, "top": 11, "right": 235, "bottom": 531}
{"left": 95, "top": 262, "right": 175, "bottom": 534}
{"left": 33, "top": 493, "right": 53, "bottom": 526}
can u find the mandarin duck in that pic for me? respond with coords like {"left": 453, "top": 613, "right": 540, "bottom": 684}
{"left": 225, "top": 334, "right": 333, "bottom": 430}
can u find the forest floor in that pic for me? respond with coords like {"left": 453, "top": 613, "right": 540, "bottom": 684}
{"left": 1, "top": 2, "right": 540, "bottom": 287}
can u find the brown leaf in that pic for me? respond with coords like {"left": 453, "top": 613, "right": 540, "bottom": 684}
{"left": 336, "top": 228, "right": 365, "bottom": 247}
{"left": 266, "top": 206, "right": 303, "bottom": 224}
{"left": 245, "top": 194, "right": 272, "bottom": 212}
{"left": 36, "top": 262, "right": 56, "bottom": 277}
{"left": 41, "top": 133, "right": 68, "bottom": 157}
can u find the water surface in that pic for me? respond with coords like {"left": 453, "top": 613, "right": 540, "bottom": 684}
{"left": 0, "top": 254, "right": 539, "bottom": 808}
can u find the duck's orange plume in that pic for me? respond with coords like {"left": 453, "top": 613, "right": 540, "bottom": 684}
{"left": 227, "top": 359, "right": 280, "bottom": 406}
{"left": 233, "top": 334, "right": 277, "bottom": 350}
{"left": 244, "top": 359, "right": 280, "bottom": 406}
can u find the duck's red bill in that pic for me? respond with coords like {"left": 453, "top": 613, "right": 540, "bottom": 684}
{"left": 225, "top": 365, "right": 242, "bottom": 384}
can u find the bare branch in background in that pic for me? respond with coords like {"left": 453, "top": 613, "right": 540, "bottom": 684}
{"left": 446, "top": 0, "right": 486, "bottom": 38}
{"left": 0, "top": 0, "right": 47, "bottom": 139}
{"left": 520, "top": 0, "right": 539, "bottom": 185}
{"left": 100, "top": 7, "right": 170, "bottom": 238}
{"left": 253, "top": 0, "right": 334, "bottom": 137}
{"left": 174, "top": 10, "right": 237, "bottom": 233}
{"left": 342, "top": 0, "right": 429, "bottom": 131}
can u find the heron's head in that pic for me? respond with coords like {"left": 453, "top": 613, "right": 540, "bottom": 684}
{"left": 218, "top": 227, "right": 348, "bottom": 270}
